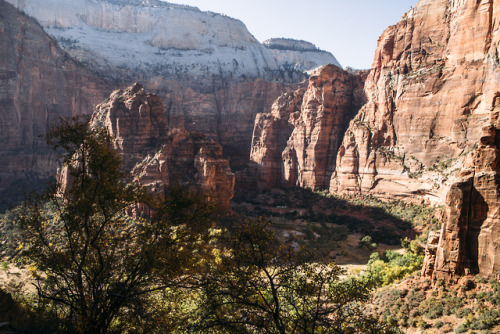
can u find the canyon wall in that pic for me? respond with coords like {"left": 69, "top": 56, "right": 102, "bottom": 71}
{"left": 0, "top": 0, "right": 109, "bottom": 208}
{"left": 248, "top": 64, "right": 366, "bottom": 190}
{"left": 6, "top": 0, "right": 280, "bottom": 86}
{"left": 331, "top": 0, "right": 499, "bottom": 201}
{"left": 422, "top": 100, "right": 500, "bottom": 280}
{"left": 5, "top": 0, "right": 317, "bottom": 174}
{"left": 263, "top": 38, "right": 342, "bottom": 72}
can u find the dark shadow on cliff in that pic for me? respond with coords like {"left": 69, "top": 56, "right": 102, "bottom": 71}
{"left": 232, "top": 187, "right": 430, "bottom": 251}
{"left": 464, "top": 184, "right": 488, "bottom": 275}
{"left": 0, "top": 177, "right": 54, "bottom": 214}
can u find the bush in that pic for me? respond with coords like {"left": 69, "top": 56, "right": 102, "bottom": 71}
{"left": 455, "top": 323, "right": 468, "bottom": 333}
{"left": 469, "top": 309, "right": 499, "bottom": 330}
{"left": 0, "top": 261, "right": 8, "bottom": 271}
{"left": 456, "top": 307, "right": 473, "bottom": 318}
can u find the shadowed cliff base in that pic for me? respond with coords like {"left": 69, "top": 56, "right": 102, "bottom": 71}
{"left": 232, "top": 187, "right": 440, "bottom": 263}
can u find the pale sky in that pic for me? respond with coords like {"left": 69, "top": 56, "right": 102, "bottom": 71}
{"left": 168, "top": 0, "right": 418, "bottom": 69}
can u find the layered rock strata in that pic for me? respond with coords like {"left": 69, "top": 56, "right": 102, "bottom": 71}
{"left": 90, "top": 84, "right": 235, "bottom": 207}
{"left": 331, "top": 0, "right": 499, "bottom": 201}
{"left": 248, "top": 64, "right": 366, "bottom": 190}
{"left": 263, "top": 38, "right": 342, "bottom": 72}
{"left": 156, "top": 78, "right": 298, "bottom": 172}
{"left": 0, "top": 0, "right": 109, "bottom": 207}
{"left": 423, "top": 103, "right": 500, "bottom": 280}
{"left": 5, "top": 0, "right": 332, "bottom": 174}
{"left": 6, "top": 0, "right": 281, "bottom": 86}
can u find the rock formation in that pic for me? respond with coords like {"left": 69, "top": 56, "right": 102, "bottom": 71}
{"left": 263, "top": 38, "right": 342, "bottom": 72}
{"left": 248, "top": 64, "right": 366, "bottom": 190}
{"left": 6, "top": 0, "right": 281, "bottom": 86}
{"left": 5, "top": 0, "right": 321, "bottom": 175}
{"left": 90, "top": 83, "right": 235, "bottom": 207}
{"left": 330, "top": 0, "right": 499, "bottom": 201}
{"left": 0, "top": 0, "right": 109, "bottom": 208}
{"left": 156, "top": 78, "right": 298, "bottom": 172}
{"left": 422, "top": 101, "right": 500, "bottom": 280}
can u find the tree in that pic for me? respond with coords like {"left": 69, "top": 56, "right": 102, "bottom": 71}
{"left": 16, "top": 119, "right": 220, "bottom": 333}
{"left": 190, "top": 218, "right": 395, "bottom": 334}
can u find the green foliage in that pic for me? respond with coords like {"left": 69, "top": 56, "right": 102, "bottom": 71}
{"left": 15, "top": 119, "right": 221, "bottom": 333}
{"left": 359, "top": 235, "right": 377, "bottom": 250}
{"left": 2, "top": 119, "right": 398, "bottom": 333}
{"left": 360, "top": 239, "right": 424, "bottom": 287}
{"left": 456, "top": 307, "right": 473, "bottom": 318}
{"left": 190, "top": 219, "right": 397, "bottom": 334}
{"left": 0, "top": 261, "right": 8, "bottom": 271}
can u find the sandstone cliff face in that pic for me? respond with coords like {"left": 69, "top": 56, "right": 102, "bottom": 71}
{"left": 155, "top": 78, "right": 298, "bottom": 172}
{"left": 91, "top": 83, "right": 168, "bottom": 168}
{"left": 248, "top": 64, "right": 366, "bottom": 190}
{"left": 90, "top": 84, "right": 235, "bottom": 207}
{"left": 331, "top": 0, "right": 500, "bottom": 201}
{"left": 422, "top": 103, "right": 500, "bottom": 280}
{"left": 5, "top": 0, "right": 309, "bottom": 177}
{"left": 6, "top": 0, "right": 281, "bottom": 85}
{"left": 263, "top": 38, "right": 342, "bottom": 72}
{"left": 0, "top": 0, "right": 109, "bottom": 207}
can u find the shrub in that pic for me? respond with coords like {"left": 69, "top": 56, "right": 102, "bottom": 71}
{"left": 456, "top": 307, "right": 473, "bottom": 318}
{"left": 469, "top": 309, "right": 499, "bottom": 330}
{"left": 0, "top": 261, "right": 8, "bottom": 271}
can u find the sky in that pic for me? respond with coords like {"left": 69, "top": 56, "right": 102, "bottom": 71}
{"left": 168, "top": 0, "right": 418, "bottom": 69}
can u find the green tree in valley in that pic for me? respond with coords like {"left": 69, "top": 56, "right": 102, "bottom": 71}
{"left": 190, "top": 219, "right": 396, "bottom": 334}
{"left": 16, "top": 119, "right": 220, "bottom": 333}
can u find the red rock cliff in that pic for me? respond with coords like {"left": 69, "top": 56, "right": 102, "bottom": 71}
{"left": 331, "top": 0, "right": 500, "bottom": 201}
{"left": 150, "top": 78, "right": 298, "bottom": 173}
{"left": 248, "top": 64, "right": 366, "bottom": 190}
{"left": 0, "top": 0, "right": 109, "bottom": 205}
{"left": 423, "top": 101, "right": 500, "bottom": 280}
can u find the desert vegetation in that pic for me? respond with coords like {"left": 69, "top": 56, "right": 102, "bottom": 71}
{"left": 0, "top": 120, "right": 398, "bottom": 333}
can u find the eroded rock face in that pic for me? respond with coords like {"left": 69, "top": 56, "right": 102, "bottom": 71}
{"left": 5, "top": 0, "right": 311, "bottom": 177}
{"left": 6, "top": 0, "right": 280, "bottom": 85}
{"left": 90, "top": 84, "right": 235, "bottom": 207}
{"left": 423, "top": 103, "right": 500, "bottom": 280}
{"left": 331, "top": 0, "right": 500, "bottom": 201}
{"left": 0, "top": 0, "right": 109, "bottom": 207}
{"left": 156, "top": 78, "right": 298, "bottom": 172}
{"left": 248, "top": 64, "right": 366, "bottom": 190}
{"left": 263, "top": 38, "right": 342, "bottom": 71}
{"left": 91, "top": 83, "right": 168, "bottom": 168}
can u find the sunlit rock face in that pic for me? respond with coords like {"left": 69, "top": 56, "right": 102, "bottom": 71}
{"left": 422, "top": 102, "right": 500, "bottom": 280}
{"left": 248, "top": 64, "right": 366, "bottom": 190}
{"left": 0, "top": 0, "right": 109, "bottom": 207}
{"left": 331, "top": 0, "right": 500, "bottom": 202}
{"left": 263, "top": 38, "right": 342, "bottom": 72}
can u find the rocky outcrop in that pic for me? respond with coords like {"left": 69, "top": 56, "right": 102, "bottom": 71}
{"left": 0, "top": 0, "right": 109, "bottom": 208}
{"left": 263, "top": 38, "right": 342, "bottom": 72}
{"left": 421, "top": 231, "right": 441, "bottom": 278}
{"left": 91, "top": 83, "right": 168, "bottom": 168}
{"left": 90, "top": 84, "right": 235, "bottom": 207}
{"left": 331, "top": 0, "right": 499, "bottom": 201}
{"left": 422, "top": 102, "right": 500, "bottom": 280}
{"left": 248, "top": 88, "right": 305, "bottom": 189}
{"left": 248, "top": 64, "right": 366, "bottom": 190}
